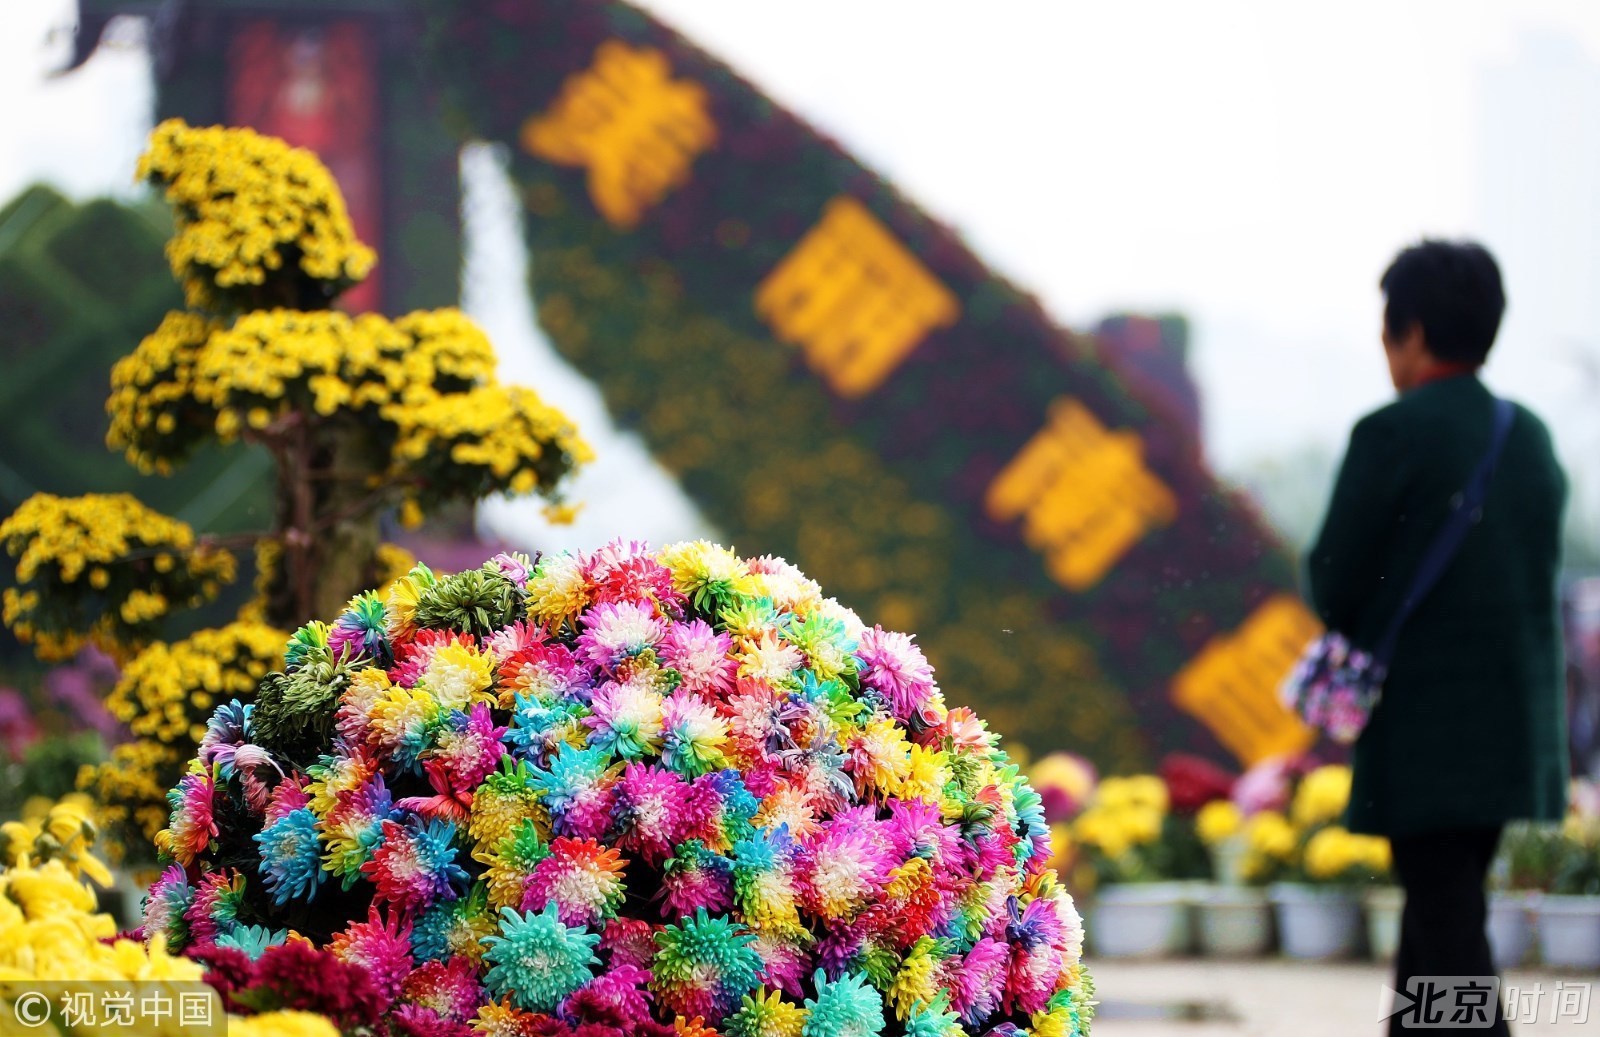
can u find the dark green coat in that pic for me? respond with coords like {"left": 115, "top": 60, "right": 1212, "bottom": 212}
{"left": 1308, "top": 374, "right": 1568, "bottom": 837}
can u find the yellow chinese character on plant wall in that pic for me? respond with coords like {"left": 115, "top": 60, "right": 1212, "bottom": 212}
{"left": 756, "top": 197, "right": 960, "bottom": 398}
{"left": 1171, "top": 595, "right": 1320, "bottom": 765}
{"left": 985, "top": 398, "right": 1177, "bottom": 590}
{"left": 522, "top": 40, "right": 715, "bottom": 229}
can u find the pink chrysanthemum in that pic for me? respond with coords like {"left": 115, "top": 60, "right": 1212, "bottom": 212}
{"left": 796, "top": 821, "right": 892, "bottom": 922}
{"left": 559, "top": 963, "right": 654, "bottom": 1023}
{"left": 430, "top": 703, "right": 509, "bottom": 793}
{"left": 520, "top": 836, "right": 627, "bottom": 927}
{"left": 330, "top": 905, "right": 414, "bottom": 1002}
{"left": 611, "top": 763, "right": 691, "bottom": 866}
{"left": 586, "top": 540, "right": 680, "bottom": 611}
{"left": 947, "top": 936, "right": 1008, "bottom": 1026}
{"left": 747, "top": 926, "right": 810, "bottom": 998}
{"left": 577, "top": 600, "right": 667, "bottom": 673}
{"left": 854, "top": 627, "right": 940, "bottom": 725}
{"left": 658, "top": 620, "right": 738, "bottom": 698}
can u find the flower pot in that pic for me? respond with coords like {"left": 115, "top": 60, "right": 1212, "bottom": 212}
{"left": 1535, "top": 894, "right": 1600, "bottom": 969}
{"left": 1487, "top": 891, "right": 1536, "bottom": 969}
{"left": 1208, "top": 834, "right": 1250, "bottom": 887}
{"left": 1194, "top": 884, "right": 1273, "bottom": 957}
{"left": 1088, "top": 882, "right": 1193, "bottom": 958}
{"left": 1363, "top": 886, "right": 1404, "bottom": 962}
{"left": 1269, "top": 883, "right": 1363, "bottom": 960}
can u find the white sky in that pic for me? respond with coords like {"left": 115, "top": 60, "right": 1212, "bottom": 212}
{"left": 3, "top": 0, "right": 1598, "bottom": 541}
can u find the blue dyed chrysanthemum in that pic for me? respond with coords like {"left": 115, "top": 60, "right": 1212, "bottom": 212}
{"left": 481, "top": 902, "right": 599, "bottom": 1012}
{"left": 528, "top": 743, "right": 612, "bottom": 817}
{"left": 802, "top": 968, "right": 886, "bottom": 1037}
{"left": 904, "top": 991, "right": 964, "bottom": 1037}
{"left": 214, "top": 924, "right": 289, "bottom": 960}
{"left": 253, "top": 806, "right": 325, "bottom": 905}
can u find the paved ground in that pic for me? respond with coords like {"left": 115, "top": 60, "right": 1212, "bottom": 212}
{"left": 1090, "top": 960, "right": 1600, "bottom": 1036}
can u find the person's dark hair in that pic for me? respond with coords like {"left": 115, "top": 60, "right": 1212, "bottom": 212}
{"left": 1380, "top": 240, "right": 1506, "bottom": 365}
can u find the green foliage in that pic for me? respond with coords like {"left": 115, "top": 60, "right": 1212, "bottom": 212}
{"left": 0, "top": 733, "right": 105, "bottom": 819}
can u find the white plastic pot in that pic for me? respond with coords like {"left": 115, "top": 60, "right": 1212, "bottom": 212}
{"left": 1194, "top": 884, "right": 1273, "bottom": 957}
{"left": 1269, "top": 883, "right": 1363, "bottom": 960}
{"left": 1363, "top": 886, "right": 1404, "bottom": 962}
{"left": 1088, "top": 882, "right": 1193, "bottom": 958}
{"left": 1536, "top": 894, "right": 1600, "bottom": 969}
{"left": 1487, "top": 890, "right": 1536, "bottom": 969}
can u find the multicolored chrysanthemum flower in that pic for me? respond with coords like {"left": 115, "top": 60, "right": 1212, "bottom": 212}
{"left": 520, "top": 836, "right": 626, "bottom": 927}
{"left": 330, "top": 905, "right": 414, "bottom": 1002}
{"left": 650, "top": 908, "right": 764, "bottom": 1023}
{"left": 148, "top": 543, "right": 1092, "bottom": 1036}
{"left": 331, "top": 591, "right": 390, "bottom": 665}
{"left": 361, "top": 817, "right": 469, "bottom": 912}
{"left": 164, "top": 771, "right": 219, "bottom": 868}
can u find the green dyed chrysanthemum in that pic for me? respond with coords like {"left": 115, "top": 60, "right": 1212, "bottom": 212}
{"left": 252, "top": 659, "right": 348, "bottom": 766}
{"left": 481, "top": 902, "right": 599, "bottom": 1012}
{"left": 412, "top": 564, "right": 524, "bottom": 637}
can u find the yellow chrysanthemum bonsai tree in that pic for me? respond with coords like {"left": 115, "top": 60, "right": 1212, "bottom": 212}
{"left": 1, "top": 120, "right": 589, "bottom": 855}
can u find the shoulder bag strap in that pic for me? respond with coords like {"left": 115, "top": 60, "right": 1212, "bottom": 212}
{"left": 1372, "top": 396, "right": 1516, "bottom": 668}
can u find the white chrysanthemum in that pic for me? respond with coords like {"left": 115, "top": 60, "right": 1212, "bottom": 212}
{"left": 812, "top": 597, "right": 867, "bottom": 641}
{"left": 737, "top": 630, "right": 805, "bottom": 683}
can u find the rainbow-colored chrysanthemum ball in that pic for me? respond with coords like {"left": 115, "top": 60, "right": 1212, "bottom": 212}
{"left": 148, "top": 541, "right": 1094, "bottom": 1036}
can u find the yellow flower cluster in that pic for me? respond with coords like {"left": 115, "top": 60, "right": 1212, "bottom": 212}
{"left": 86, "top": 623, "right": 284, "bottom": 853}
{"left": 0, "top": 829, "right": 336, "bottom": 1036}
{"left": 108, "top": 622, "right": 287, "bottom": 746}
{"left": 0, "top": 795, "right": 114, "bottom": 888}
{"left": 197, "top": 309, "right": 405, "bottom": 427}
{"left": 1071, "top": 774, "right": 1167, "bottom": 864}
{"left": 1239, "top": 811, "right": 1297, "bottom": 882}
{"left": 1290, "top": 765, "right": 1352, "bottom": 829}
{"left": 79, "top": 742, "right": 181, "bottom": 857}
{"left": 0, "top": 494, "right": 235, "bottom": 660}
{"left": 175, "top": 306, "right": 588, "bottom": 510}
{"left": 106, "top": 312, "right": 223, "bottom": 474}
{"left": 138, "top": 119, "right": 374, "bottom": 311}
{"left": 1302, "top": 826, "right": 1392, "bottom": 882}
{"left": 392, "top": 383, "right": 593, "bottom": 498}
{"left": 1196, "top": 799, "right": 1243, "bottom": 846}
{"left": 1231, "top": 766, "right": 1392, "bottom": 885}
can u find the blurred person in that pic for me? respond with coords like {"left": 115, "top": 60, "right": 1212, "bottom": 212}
{"left": 1307, "top": 241, "right": 1568, "bottom": 1035}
